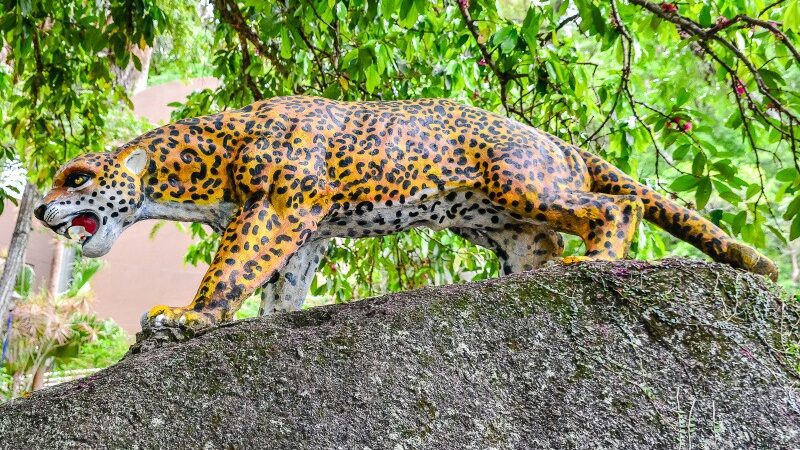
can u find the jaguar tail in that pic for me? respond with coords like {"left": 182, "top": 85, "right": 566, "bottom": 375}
{"left": 575, "top": 147, "right": 778, "bottom": 281}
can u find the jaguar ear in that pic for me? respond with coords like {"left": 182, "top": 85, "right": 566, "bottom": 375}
{"left": 121, "top": 147, "right": 148, "bottom": 175}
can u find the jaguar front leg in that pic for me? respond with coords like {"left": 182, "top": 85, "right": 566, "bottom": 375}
{"left": 142, "top": 194, "right": 327, "bottom": 332}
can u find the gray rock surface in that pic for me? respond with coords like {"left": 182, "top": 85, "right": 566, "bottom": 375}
{"left": 0, "top": 258, "right": 798, "bottom": 449}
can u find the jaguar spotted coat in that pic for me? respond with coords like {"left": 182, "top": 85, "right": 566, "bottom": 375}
{"left": 35, "top": 96, "right": 778, "bottom": 332}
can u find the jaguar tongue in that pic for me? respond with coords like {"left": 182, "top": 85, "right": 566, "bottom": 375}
{"left": 71, "top": 215, "right": 98, "bottom": 235}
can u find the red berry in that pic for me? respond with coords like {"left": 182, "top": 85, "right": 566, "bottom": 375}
{"left": 734, "top": 80, "right": 746, "bottom": 96}
{"left": 682, "top": 121, "right": 692, "bottom": 132}
{"left": 478, "top": 58, "right": 487, "bottom": 67}
{"left": 660, "top": 3, "right": 678, "bottom": 13}
{"left": 768, "top": 22, "right": 783, "bottom": 38}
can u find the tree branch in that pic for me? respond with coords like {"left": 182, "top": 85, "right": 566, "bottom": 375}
{"left": 238, "top": 36, "right": 263, "bottom": 101}
{"left": 627, "top": 0, "right": 798, "bottom": 124}
{"left": 213, "top": 0, "right": 288, "bottom": 77}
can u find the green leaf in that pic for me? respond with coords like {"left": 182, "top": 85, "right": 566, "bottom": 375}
{"left": 725, "top": 111, "right": 742, "bottom": 129}
{"left": 575, "top": 0, "right": 605, "bottom": 35}
{"left": 783, "top": 0, "right": 799, "bottom": 33}
{"left": 692, "top": 151, "right": 706, "bottom": 176}
{"left": 698, "top": 5, "right": 712, "bottom": 27}
{"left": 672, "top": 144, "right": 691, "bottom": 160}
{"left": 783, "top": 195, "right": 800, "bottom": 220}
{"left": 791, "top": 214, "right": 800, "bottom": 240}
{"left": 521, "top": 7, "right": 540, "bottom": 47}
{"left": 280, "top": 27, "right": 292, "bottom": 59}
{"left": 52, "top": 342, "right": 80, "bottom": 358}
{"left": 732, "top": 211, "right": 747, "bottom": 234}
{"left": 365, "top": 65, "right": 379, "bottom": 93}
{"left": 336, "top": 2, "right": 348, "bottom": 21}
{"left": 711, "top": 160, "right": 736, "bottom": 178}
{"left": 719, "top": 190, "right": 741, "bottom": 206}
{"left": 670, "top": 174, "right": 698, "bottom": 191}
{"left": 491, "top": 27, "right": 518, "bottom": 54}
{"left": 675, "top": 88, "right": 691, "bottom": 107}
{"left": 381, "top": 0, "right": 398, "bottom": 19}
{"left": 500, "top": 29, "right": 519, "bottom": 53}
{"left": 745, "top": 183, "right": 761, "bottom": 200}
{"left": 398, "top": 0, "right": 418, "bottom": 27}
{"left": 649, "top": 14, "right": 662, "bottom": 31}
{"left": 776, "top": 167, "right": 797, "bottom": 182}
{"left": 695, "top": 177, "right": 712, "bottom": 209}
{"left": 758, "top": 68, "right": 785, "bottom": 89}
{"left": 709, "top": 209, "right": 724, "bottom": 225}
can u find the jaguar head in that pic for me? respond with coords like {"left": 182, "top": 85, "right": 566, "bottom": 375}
{"left": 34, "top": 147, "right": 149, "bottom": 257}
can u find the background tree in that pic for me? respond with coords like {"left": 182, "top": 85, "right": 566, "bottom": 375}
{"left": 0, "top": 0, "right": 170, "bottom": 326}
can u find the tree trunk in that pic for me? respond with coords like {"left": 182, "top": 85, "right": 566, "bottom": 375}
{"left": 112, "top": 45, "right": 152, "bottom": 94}
{"left": 0, "top": 183, "right": 41, "bottom": 328}
{"left": 30, "top": 358, "right": 51, "bottom": 391}
{"left": 47, "top": 239, "right": 65, "bottom": 296}
{"left": 0, "top": 258, "right": 796, "bottom": 449}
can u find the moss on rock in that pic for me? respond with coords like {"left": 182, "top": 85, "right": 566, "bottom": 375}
{"left": 0, "top": 258, "right": 797, "bottom": 449}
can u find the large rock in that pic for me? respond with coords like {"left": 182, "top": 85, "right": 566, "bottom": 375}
{"left": 0, "top": 258, "right": 797, "bottom": 449}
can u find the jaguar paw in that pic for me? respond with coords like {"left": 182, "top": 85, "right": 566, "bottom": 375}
{"left": 141, "top": 305, "right": 217, "bottom": 332}
{"left": 726, "top": 242, "right": 779, "bottom": 282}
{"left": 560, "top": 255, "right": 592, "bottom": 265}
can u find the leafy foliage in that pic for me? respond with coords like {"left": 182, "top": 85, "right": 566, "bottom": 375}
{"left": 1, "top": 249, "right": 110, "bottom": 398}
{"left": 0, "top": 0, "right": 167, "bottom": 185}
{"left": 0, "top": 156, "right": 25, "bottom": 214}
{"left": 312, "top": 230, "right": 499, "bottom": 302}
{"left": 53, "top": 319, "right": 129, "bottom": 371}
{"left": 176, "top": 0, "right": 799, "bottom": 295}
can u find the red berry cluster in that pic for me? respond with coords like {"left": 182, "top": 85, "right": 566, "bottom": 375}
{"left": 660, "top": 2, "right": 678, "bottom": 13}
{"left": 458, "top": 0, "right": 469, "bottom": 10}
{"left": 669, "top": 117, "right": 692, "bottom": 132}
{"left": 715, "top": 16, "right": 731, "bottom": 27}
{"left": 478, "top": 58, "right": 487, "bottom": 66}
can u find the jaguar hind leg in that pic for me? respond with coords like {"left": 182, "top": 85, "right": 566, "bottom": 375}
{"left": 493, "top": 185, "right": 644, "bottom": 262}
{"left": 259, "top": 238, "right": 330, "bottom": 315}
{"left": 452, "top": 225, "right": 563, "bottom": 275}
{"left": 502, "top": 191, "right": 644, "bottom": 261}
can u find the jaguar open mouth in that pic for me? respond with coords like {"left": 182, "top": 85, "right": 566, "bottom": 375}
{"left": 58, "top": 212, "right": 100, "bottom": 244}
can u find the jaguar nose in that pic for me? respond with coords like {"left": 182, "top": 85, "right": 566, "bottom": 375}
{"left": 34, "top": 204, "right": 46, "bottom": 221}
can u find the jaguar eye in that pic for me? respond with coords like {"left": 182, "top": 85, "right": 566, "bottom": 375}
{"left": 65, "top": 173, "right": 91, "bottom": 188}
